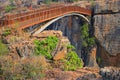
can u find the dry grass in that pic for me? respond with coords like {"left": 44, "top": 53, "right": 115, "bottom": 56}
{"left": 0, "top": 55, "right": 47, "bottom": 80}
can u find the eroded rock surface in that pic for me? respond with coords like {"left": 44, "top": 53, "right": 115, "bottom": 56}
{"left": 94, "top": 0, "right": 120, "bottom": 13}
{"left": 94, "top": 14, "right": 120, "bottom": 56}
{"left": 100, "top": 67, "right": 120, "bottom": 80}
{"left": 87, "top": 47, "right": 99, "bottom": 68}
{"left": 94, "top": 0, "right": 120, "bottom": 66}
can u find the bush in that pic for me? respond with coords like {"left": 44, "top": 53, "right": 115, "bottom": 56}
{"left": 81, "top": 23, "right": 95, "bottom": 47}
{"left": 63, "top": 51, "right": 83, "bottom": 71}
{"left": 34, "top": 36, "right": 59, "bottom": 59}
{"left": 5, "top": 5, "right": 15, "bottom": 12}
{"left": 60, "top": 44, "right": 83, "bottom": 71}
{"left": 0, "top": 40, "right": 9, "bottom": 56}
{"left": 67, "top": 44, "right": 75, "bottom": 50}
{"left": 2, "top": 28, "right": 11, "bottom": 36}
{"left": 0, "top": 56, "right": 46, "bottom": 80}
{"left": 44, "top": 0, "right": 52, "bottom": 5}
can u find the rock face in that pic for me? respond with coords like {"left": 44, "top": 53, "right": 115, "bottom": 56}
{"left": 76, "top": 73, "right": 102, "bottom": 80}
{"left": 94, "top": 0, "right": 120, "bottom": 13}
{"left": 94, "top": 0, "right": 120, "bottom": 66}
{"left": 47, "top": 16, "right": 88, "bottom": 62}
{"left": 100, "top": 67, "right": 120, "bottom": 80}
{"left": 87, "top": 47, "right": 99, "bottom": 68}
{"left": 45, "top": 15, "right": 98, "bottom": 67}
{"left": 53, "top": 37, "right": 70, "bottom": 60}
{"left": 94, "top": 14, "right": 120, "bottom": 56}
{"left": 9, "top": 40, "right": 35, "bottom": 58}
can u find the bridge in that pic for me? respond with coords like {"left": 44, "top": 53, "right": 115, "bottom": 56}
{"left": 0, "top": 5, "right": 91, "bottom": 34}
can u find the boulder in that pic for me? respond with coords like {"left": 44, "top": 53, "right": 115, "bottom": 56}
{"left": 100, "top": 67, "right": 120, "bottom": 80}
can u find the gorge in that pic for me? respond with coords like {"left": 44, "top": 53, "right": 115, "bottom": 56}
{"left": 0, "top": 0, "right": 120, "bottom": 80}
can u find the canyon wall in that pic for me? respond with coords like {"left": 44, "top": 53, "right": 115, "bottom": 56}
{"left": 94, "top": 0, "right": 120, "bottom": 67}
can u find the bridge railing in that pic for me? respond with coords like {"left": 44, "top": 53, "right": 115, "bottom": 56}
{"left": 0, "top": 6, "right": 91, "bottom": 29}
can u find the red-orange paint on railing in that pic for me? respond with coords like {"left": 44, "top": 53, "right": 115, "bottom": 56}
{"left": 0, "top": 5, "right": 91, "bottom": 29}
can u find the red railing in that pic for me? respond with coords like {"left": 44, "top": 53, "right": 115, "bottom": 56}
{"left": 0, "top": 5, "right": 91, "bottom": 29}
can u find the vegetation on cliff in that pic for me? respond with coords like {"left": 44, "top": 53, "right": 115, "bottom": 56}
{"left": 65, "top": 45, "right": 83, "bottom": 70}
{"left": 62, "top": 51, "right": 83, "bottom": 71}
{"left": 5, "top": 0, "right": 16, "bottom": 12}
{"left": 81, "top": 23, "right": 95, "bottom": 47}
{"left": 53, "top": 44, "right": 83, "bottom": 71}
{"left": 34, "top": 36, "right": 59, "bottom": 59}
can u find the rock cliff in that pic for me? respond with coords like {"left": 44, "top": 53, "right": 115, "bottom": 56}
{"left": 94, "top": 0, "right": 120, "bottom": 66}
{"left": 46, "top": 15, "right": 96, "bottom": 66}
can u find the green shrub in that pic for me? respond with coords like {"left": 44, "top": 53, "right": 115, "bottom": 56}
{"left": 90, "top": 0, "right": 95, "bottom": 6}
{"left": 60, "top": 44, "right": 83, "bottom": 71}
{"left": 64, "top": 51, "right": 83, "bottom": 71}
{"left": 70, "top": 0, "right": 78, "bottom": 2}
{"left": 87, "top": 37, "right": 95, "bottom": 46}
{"left": 5, "top": 5, "right": 15, "bottom": 12}
{"left": 67, "top": 44, "right": 75, "bottom": 49}
{"left": 44, "top": 0, "right": 52, "bottom": 5}
{"left": 0, "top": 40, "right": 9, "bottom": 56}
{"left": 34, "top": 36, "right": 59, "bottom": 59}
{"left": 81, "top": 23, "right": 95, "bottom": 47}
{"left": 2, "top": 28, "right": 11, "bottom": 36}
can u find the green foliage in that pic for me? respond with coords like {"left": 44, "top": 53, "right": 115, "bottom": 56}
{"left": 63, "top": 51, "right": 83, "bottom": 71}
{"left": 0, "top": 40, "right": 9, "bottom": 56}
{"left": 87, "top": 37, "right": 95, "bottom": 46}
{"left": 90, "top": 0, "right": 95, "bottom": 6}
{"left": 2, "top": 28, "right": 11, "bottom": 36}
{"left": 34, "top": 36, "right": 59, "bottom": 59}
{"left": 9, "top": 0, "right": 14, "bottom": 5}
{"left": 81, "top": 24, "right": 89, "bottom": 39}
{"left": 61, "top": 44, "right": 83, "bottom": 71}
{"left": 82, "top": 40, "right": 88, "bottom": 47}
{"left": 5, "top": 5, "right": 15, "bottom": 12}
{"left": 44, "top": 0, "right": 52, "bottom": 5}
{"left": 70, "top": 0, "right": 78, "bottom": 2}
{"left": 97, "top": 57, "right": 101, "bottom": 64}
{"left": 67, "top": 44, "right": 75, "bottom": 49}
{"left": 81, "top": 23, "right": 95, "bottom": 47}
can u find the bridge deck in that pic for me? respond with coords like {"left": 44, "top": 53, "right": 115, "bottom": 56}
{"left": 0, "top": 5, "right": 91, "bottom": 29}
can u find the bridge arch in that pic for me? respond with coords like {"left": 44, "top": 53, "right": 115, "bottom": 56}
{"left": 33, "top": 13, "right": 89, "bottom": 35}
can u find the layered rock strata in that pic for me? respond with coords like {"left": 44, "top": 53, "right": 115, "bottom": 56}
{"left": 94, "top": 0, "right": 120, "bottom": 66}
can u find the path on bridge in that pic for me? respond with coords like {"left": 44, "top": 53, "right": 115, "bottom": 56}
{"left": 0, "top": 5, "right": 91, "bottom": 29}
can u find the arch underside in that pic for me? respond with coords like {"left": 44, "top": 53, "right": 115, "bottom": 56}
{"left": 33, "top": 13, "right": 90, "bottom": 35}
